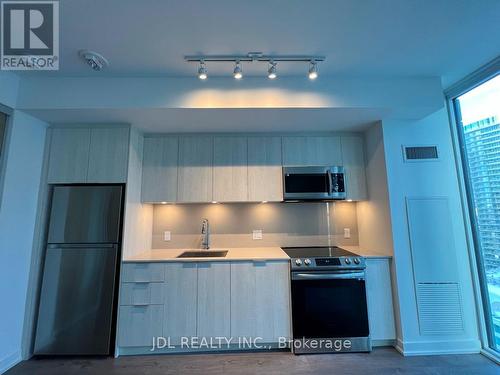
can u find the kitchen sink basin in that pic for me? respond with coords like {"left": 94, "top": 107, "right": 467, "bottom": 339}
{"left": 177, "top": 250, "right": 228, "bottom": 258}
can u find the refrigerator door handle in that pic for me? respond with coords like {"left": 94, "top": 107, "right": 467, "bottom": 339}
{"left": 47, "top": 243, "right": 117, "bottom": 249}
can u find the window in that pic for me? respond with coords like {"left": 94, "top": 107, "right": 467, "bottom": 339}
{"left": 453, "top": 73, "right": 500, "bottom": 354}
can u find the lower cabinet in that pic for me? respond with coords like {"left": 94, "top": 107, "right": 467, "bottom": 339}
{"left": 365, "top": 258, "right": 396, "bottom": 343}
{"left": 231, "top": 261, "right": 290, "bottom": 342}
{"left": 118, "top": 305, "right": 163, "bottom": 347}
{"left": 118, "top": 260, "right": 290, "bottom": 352}
{"left": 197, "top": 262, "right": 231, "bottom": 339}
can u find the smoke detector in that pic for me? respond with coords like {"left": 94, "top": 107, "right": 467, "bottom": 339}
{"left": 78, "top": 50, "right": 109, "bottom": 71}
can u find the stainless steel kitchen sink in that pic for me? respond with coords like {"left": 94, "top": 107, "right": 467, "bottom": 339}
{"left": 177, "top": 250, "right": 228, "bottom": 258}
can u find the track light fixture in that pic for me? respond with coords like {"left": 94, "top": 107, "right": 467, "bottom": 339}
{"left": 308, "top": 60, "right": 318, "bottom": 80}
{"left": 198, "top": 60, "right": 207, "bottom": 80}
{"left": 268, "top": 61, "right": 277, "bottom": 79}
{"left": 185, "top": 53, "right": 325, "bottom": 80}
{"left": 233, "top": 60, "right": 243, "bottom": 79}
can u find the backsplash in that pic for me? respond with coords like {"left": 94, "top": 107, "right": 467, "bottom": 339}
{"left": 152, "top": 202, "right": 359, "bottom": 249}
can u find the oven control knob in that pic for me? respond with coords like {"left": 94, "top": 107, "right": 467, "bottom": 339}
{"left": 295, "top": 259, "right": 302, "bottom": 266}
{"left": 344, "top": 258, "right": 351, "bottom": 264}
{"left": 353, "top": 258, "right": 360, "bottom": 265}
{"left": 304, "top": 259, "right": 311, "bottom": 266}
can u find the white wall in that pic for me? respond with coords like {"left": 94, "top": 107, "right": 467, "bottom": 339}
{"left": 382, "top": 108, "right": 480, "bottom": 355}
{"left": 357, "top": 122, "right": 394, "bottom": 255}
{"left": 0, "top": 72, "right": 19, "bottom": 109}
{"left": 0, "top": 111, "right": 47, "bottom": 373}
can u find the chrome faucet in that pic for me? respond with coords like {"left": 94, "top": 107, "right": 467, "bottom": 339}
{"left": 201, "top": 218, "right": 210, "bottom": 250}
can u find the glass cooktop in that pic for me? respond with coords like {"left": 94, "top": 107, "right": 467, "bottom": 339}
{"left": 281, "top": 246, "right": 357, "bottom": 258}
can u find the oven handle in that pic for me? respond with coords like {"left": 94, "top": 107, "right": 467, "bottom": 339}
{"left": 292, "top": 271, "right": 365, "bottom": 280}
{"left": 327, "top": 169, "right": 333, "bottom": 194}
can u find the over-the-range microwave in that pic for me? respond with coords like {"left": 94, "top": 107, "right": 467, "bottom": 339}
{"left": 283, "top": 166, "right": 346, "bottom": 201}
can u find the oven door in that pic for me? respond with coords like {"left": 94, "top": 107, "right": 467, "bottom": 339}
{"left": 290, "top": 270, "right": 370, "bottom": 353}
{"left": 283, "top": 166, "right": 346, "bottom": 200}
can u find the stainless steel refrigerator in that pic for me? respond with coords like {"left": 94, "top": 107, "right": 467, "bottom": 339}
{"left": 34, "top": 185, "right": 123, "bottom": 355}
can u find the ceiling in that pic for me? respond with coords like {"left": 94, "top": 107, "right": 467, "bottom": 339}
{"left": 17, "top": 0, "right": 500, "bottom": 87}
{"left": 24, "top": 108, "right": 387, "bottom": 133}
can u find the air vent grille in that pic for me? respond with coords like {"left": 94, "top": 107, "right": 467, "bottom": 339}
{"left": 416, "top": 283, "right": 464, "bottom": 335}
{"left": 404, "top": 146, "right": 439, "bottom": 161}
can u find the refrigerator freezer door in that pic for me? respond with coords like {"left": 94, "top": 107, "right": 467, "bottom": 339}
{"left": 48, "top": 185, "right": 123, "bottom": 244}
{"left": 34, "top": 246, "right": 118, "bottom": 355}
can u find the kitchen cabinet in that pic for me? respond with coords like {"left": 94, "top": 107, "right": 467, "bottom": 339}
{"left": 230, "top": 261, "right": 291, "bottom": 342}
{"left": 282, "top": 136, "right": 342, "bottom": 166}
{"left": 365, "top": 258, "right": 396, "bottom": 344}
{"left": 141, "top": 136, "right": 179, "bottom": 202}
{"left": 177, "top": 136, "right": 213, "bottom": 202}
{"left": 163, "top": 262, "right": 198, "bottom": 344}
{"left": 247, "top": 137, "right": 283, "bottom": 202}
{"left": 47, "top": 126, "right": 129, "bottom": 184}
{"left": 117, "top": 259, "right": 291, "bottom": 353}
{"left": 197, "top": 262, "right": 231, "bottom": 339}
{"left": 213, "top": 137, "right": 248, "bottom": 202}
{"left": 341, "top": 136, "right": 368, "bottom": 200}
{"left": 118, "top": 305, "right": 163, "bottom": 347}
{"left": 87, "top": 127, "right": 129, "bottom": 183}
{"left": 47, "top": 128, "right": 91, "bottom": 183}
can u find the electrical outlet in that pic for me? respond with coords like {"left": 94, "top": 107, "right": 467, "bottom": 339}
{"left": 163, "top": 231, "right": 171, "bottom": 241}
{"left": 343, "top": 228, "right": 351, "bottom": 239}
{"left": 252, "top": 230, "right": 263, "bottom": 240}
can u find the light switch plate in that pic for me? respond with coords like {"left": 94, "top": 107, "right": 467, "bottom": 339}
{"left": 343, "top": 228, "right": 351, "bottom": 239}
{"left": 163, "top": 231, "right": 171, "bottom": 241}
{"left": 252, "top": 230, "right": 263, "bottom": 240}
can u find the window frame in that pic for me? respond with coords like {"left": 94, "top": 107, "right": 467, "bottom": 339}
{"left": 0, "top": 103, "right": 13, "bottom": 211}
{"left": 445, "top": 56, "right": 500, "bottom": 363}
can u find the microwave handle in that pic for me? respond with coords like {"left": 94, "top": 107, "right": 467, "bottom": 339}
{"left": 327, "top": 169, "right": 333, "bottom": 194}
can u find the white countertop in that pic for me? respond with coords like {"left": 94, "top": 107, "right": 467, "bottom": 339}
{"left": 123, "top": 245, "right": 391, "bottom": 262}
{"left": 124, "top": 247, "right": 289, "bottom": 262}
{"left": 341, "top": 245, "right": 393, "bottom": 259}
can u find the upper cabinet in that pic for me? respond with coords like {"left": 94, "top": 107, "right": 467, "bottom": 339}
{"left": 47, "top": 128, "right": 91, "bottom": 183}
{"left": 177, "top": 136, "right": 213, "bottom": 203}
{"left": 88, "top": 127, "right": 129, "bottom": 183}
{"left": 282, "top": 136, "right": 342, "bottom": 166}
{"left": 247, "top": 137, "right": 282, "bottom": 202}
{"left": 213, "top": 137, "right": 248, "bottom": 202}
{"left": 141, "top": 137, "right": 179, "bottom": 203}
{"left": 47, "top": 126, "right": 129, "bottom": 184}
{"left": 341, "top": 136, "right": 367, "bottom": 201}
{"left": 139, "top": 134, "right": 367, "bottom": 203}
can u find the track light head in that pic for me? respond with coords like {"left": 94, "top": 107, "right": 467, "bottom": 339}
{"left": 233, "top": 60, "right": 243, "bottom": 79}
{"left": 198, "top": 60, "right": 207, "bottom": 80}
{"left": 268, "top": 61, "right": 277, "bottom": 79}
{"left": 308, "top": 60, "right": 318, "bottom": 80}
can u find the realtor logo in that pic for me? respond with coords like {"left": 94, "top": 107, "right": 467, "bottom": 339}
{"left": 1, "top": 1, "right": 59, "bottom": 70}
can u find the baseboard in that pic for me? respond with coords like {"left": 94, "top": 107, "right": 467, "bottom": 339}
{"left": 0, "top": 351, "right": 21, "bottom": 374}
{"left": 395, "top": 338, "right": 481, "bottom": 356}
{"left": 372, "top": 339, "right": 396, "bottom": 347}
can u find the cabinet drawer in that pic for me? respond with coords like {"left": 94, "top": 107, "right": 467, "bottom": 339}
{"left": 121, "top": 263, "right": 164, "bottom": 282}
{"left": 120, "top": 282, "right": 164, "bottom": 306}
{"left": 118, "top": 305, "right": 163, "bottom": 347}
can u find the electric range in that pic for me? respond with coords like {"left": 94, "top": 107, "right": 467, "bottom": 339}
{"left": 281, "top": 246, "right": 371, "bottom": 354}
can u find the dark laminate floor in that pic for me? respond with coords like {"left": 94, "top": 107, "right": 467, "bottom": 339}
{"left": 6, "top": 348, "right": 499, "bottom": 375}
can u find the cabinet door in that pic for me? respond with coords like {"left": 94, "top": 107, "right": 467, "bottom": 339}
{"left": 213, "top": 137, "right": 248, "bottom": 202}
{"left": 118, "top": 305, "right": 163, "bottom": 347}
{"left": 177, "top": 137, "right": 213, "bottom": 202}
{"left": 47, "top": 128, "right": 90, "bottom": 183}
{"left": 282, "top": 136, "right": 342, "bottom": 166}
{"left": 197, "top": 262, "right": 230, "bottom": 339}
{"left": 365, "top": 259, "right": 396, "bottom": 341}
{"left": 163, "top": 263, "right": 197, "bottom": 344}
{"left": 141, "top": 137, "right": 178, "bottom": 202}
{"left": 248, "top": 137, "right": 283, "bottom": 202}
{"left": 230, "top": 261, "right": 291, "bottom": 342}
{"left": 341, "top": 136, "right": 368, "bottom": 200}
{"left": 87, "top": 127, "right": 129, "bottom": 183}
